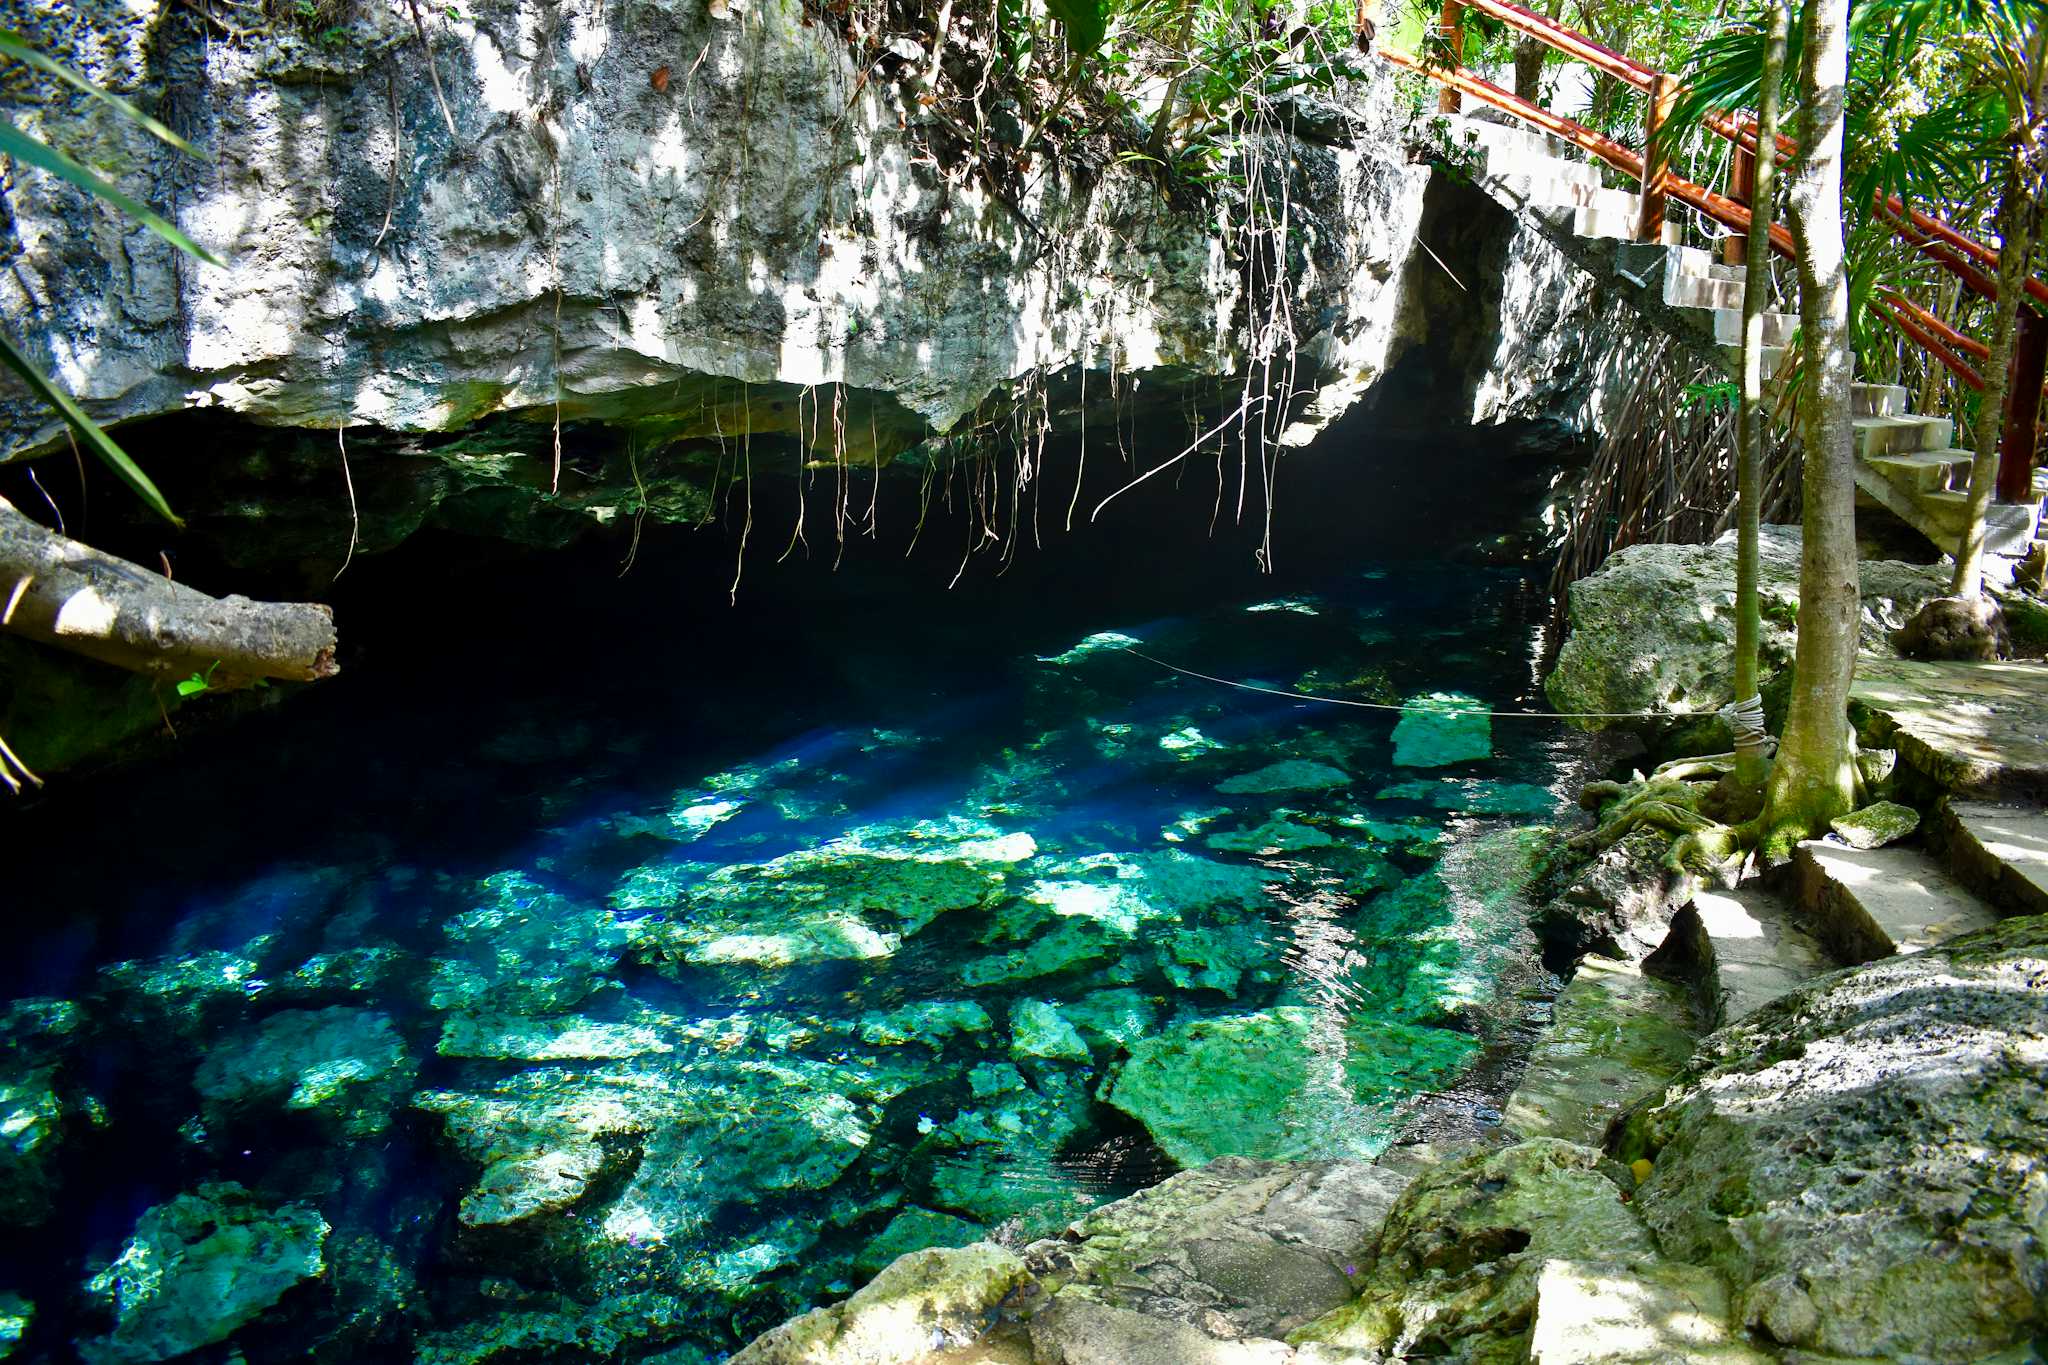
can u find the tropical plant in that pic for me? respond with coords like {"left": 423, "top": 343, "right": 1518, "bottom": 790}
{"left": 0, "top": 30, "right": 220, "bottom": 526}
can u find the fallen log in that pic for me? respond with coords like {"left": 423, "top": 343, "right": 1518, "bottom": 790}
{"left": 0, "top": 497, "right": 338, "bottom": 687}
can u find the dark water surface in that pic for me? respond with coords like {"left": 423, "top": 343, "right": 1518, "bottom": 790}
{"left": 0, "top": 433, "right": 1581, "bottom": 1363}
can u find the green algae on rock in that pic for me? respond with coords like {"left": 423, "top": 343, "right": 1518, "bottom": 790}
{"left": 854, "top": 1209, "right": 986, "bottom": 1278}
{"left": 80, "top": 1183, "right": 328, "bottom": 1365}
{"left": 1390, "top": 691, "right": 1492, "bottom": 768}
{"left": 1009, "top": 1000, "right": 1092, "bottom": 1062}
{"left": 194, "top": 1006, "right": 416, "bottom": 1138}
{"left": 1103, "top": 1007, "right": 1478, "bottom": 1166}
{"left": 1291, "top": 1139, "right": 1652, "bottom": 1359}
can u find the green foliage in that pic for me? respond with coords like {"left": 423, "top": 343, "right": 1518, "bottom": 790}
{"left": 175, "top": 663, "right": 221, "bottom": 698}
{"left": 0, "top": 35, "right": 221, "bottom": 525}
{"left": 1679, "top": 379, "right": 1740, "bottom": 413}
{"left": 1045, "top": 0, "right": 1110, "bottom": 55}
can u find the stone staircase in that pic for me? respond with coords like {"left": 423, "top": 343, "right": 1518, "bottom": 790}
{"left": 1505, "top": 795, "right": 2044, "bottom": 1151}
{"left": 1445, "top": 112, "right": 2047, "bottom": 561}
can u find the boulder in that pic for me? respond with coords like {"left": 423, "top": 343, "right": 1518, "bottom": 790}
{"left": 1009, "top": 1001, "right": 1091, "bottom": 1063}
{"left": 855, "top": 1209, "right": 986, "bottom": 1279}
{"left": 1894, "top": 594, "right": 2010, "bottom": 661}
{"left": 79, "top": 1183, "right": 328, "bottom": 1364}
{"left": 1613, "top": 913, "right": 2048, "bottom": 1359}
{"left": 726, "top": 1244, "right": 1030, "bottom": 1365}
{"left": 1536, "top": 828, "right": 1693, "bottom": 960}
{"left": 1547, "top": 525, "right": 1948, "bottom": 728}
{"left": 1290, "top": 1139, "right": 1654, "bottom": 1360}
{"left": 1025, "top": 1156, "right": 1408, "bottom": 1341}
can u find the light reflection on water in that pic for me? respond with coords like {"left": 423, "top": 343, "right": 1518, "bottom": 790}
{"left": 0, "top": 561, "right": 1578, "bottom": 1362}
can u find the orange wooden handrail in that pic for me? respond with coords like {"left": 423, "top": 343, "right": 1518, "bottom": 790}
{"left": 1879, "top": 288, "right": 1991, "bottom": 362}
{"left": 1871, "top": 297, "right": 1985, "bottom": 391}
{"left": 1415, "top": 0, "right": 2034, "bottom": 307}
{"left": 1382, "top": 48, "right": 1798, "bottom": 258}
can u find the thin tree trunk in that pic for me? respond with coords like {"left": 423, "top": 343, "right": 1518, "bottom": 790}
{"left": 1147, "top": 1, "right": 1199, "bottom": 162}
{"left": 1952, "top": 31, "right": 2048, "bottom": 598}
{"left": 1733, "top": 0, "right": 1788, "bottom": 789}
{"left": 1759, "top": 0, "right": 1857, "bottom": 857}
{"left": 0, "top": 499, "right": 338, "bottom": 686}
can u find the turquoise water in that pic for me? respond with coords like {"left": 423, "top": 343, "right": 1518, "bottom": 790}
{"left": 0, "top": 549, "right": 1573, "bottom": 1363}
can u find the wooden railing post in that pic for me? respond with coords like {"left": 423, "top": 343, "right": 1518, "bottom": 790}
{"left": 1438, "top": 0, "right": 1465, "bottom": 113}
{"left": 1999, "top": 308, "right": 2048, "bottom": 503}
{"left": 1723, "top": 117, "right": 1756, "bottom": 266}
{"left": 1637, "top": 72, "right": 1677, "bottom": 242}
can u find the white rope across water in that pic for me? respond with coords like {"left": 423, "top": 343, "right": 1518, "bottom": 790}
{"left": 1121, "top": 648, "right": 1687, "bottom": 722}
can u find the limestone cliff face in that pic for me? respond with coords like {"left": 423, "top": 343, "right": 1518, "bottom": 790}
{"left": 0, "top": 0, "right": 1427, "bottom": 462}
{"left": 0, "top": 0, "right": 1663, "bottom": 560}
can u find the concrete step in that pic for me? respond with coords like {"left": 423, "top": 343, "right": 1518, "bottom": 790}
{"left": 1863, "top": 450, "right": 1972, "bottom": 495}
{"left": 1486, "top": 171, "right": 1612, "bottom": 210}
{"left": 1664, "top": 272, "right": 1746, "bottom": 310}
{"left": 1853, "top": 383, "right": 1910, "bottom": 417}
{"left": 1688, "top": 885, "right": 1837, "bottom": 1027}
{"left": 1854, "top": 413, "right": 1954, "bottom": 458}
{"left": 1503, "top": 955, "right": 1699, "bottom": 1146}
{"left": 1915, "top": 492, "right": 2041, "bottom": 551}
{"left": 1793, "top": 839, "right": 2003, "bottom": 966}
{"left": 1573, "top": 204, "right": 1682, "bottom": 244}
{"left": 1934, "top": 801, "right": 2048, "bottom": 916}
{"left": 1711, "top": 308, "right": 1797, "bottom": 347}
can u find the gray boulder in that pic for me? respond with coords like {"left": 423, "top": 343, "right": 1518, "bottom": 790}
{"left": 1547, "top": 525, "right": 1948, "bottom": 728}
{"left": 1614, "top": 913, "right": 2048, "bottom": 1358}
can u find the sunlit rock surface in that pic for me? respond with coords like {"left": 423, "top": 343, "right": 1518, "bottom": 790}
{"left": 1613, "top": 913, "right": 2048, "bottom": 1359}
{"left": 0, "top": 0, "right": 1433, "bottom": 505}
{"left": 79, "top": 1183, "right": 328, "bottom": 1365}
{"left": 1547, "top": 524, "right": 1949, "bottom": 728}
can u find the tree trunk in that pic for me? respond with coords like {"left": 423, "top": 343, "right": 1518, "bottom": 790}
{"left": 1758, "top": 0, "right": 1857, "bottom": 858}
{"left": 0, "top": 499, "right": 338, "bottom": 687}
{"left": 1732, "top": 0, "right": 1788, "bottom": 790}
{"left": 1951, "top": 32, "right": 2048, "bottom": 598}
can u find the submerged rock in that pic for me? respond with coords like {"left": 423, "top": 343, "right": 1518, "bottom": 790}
{"left": 1390, "top": 692, "right": 1492, "bottom": 768}
{"left": 1218, "top": 761, "right": 1353, "bottom": 795}
{"left": 1103, "top": 1007, "right": 1477, "bottom": 1166}
{"left": 0, "top": 1294, "right": 28, "bottom": 1360}
{"left": 855, "top": 1001, "right": 995, "bottom": 1049}
{"left": 1613, "top": 914, "right": 2048, "bottom": 1359}
{"left": 194, "top": 1006, "right": 415, "bottom": 1138}
{"left": 80, "top": 1183, "right": 328, "bottom": 1365}
{"left": 855, "top": 1209, "right": 986, "bottom": 1278}
{"left": 429, "top": 871, "right": 633, "bottom": 1016}
{"left": 1009, "top": 1000, "right": 1091, "bottom": 1063}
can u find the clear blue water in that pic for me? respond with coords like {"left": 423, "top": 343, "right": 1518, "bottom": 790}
{"left": 0, "top": 524, "right": 1577, "bottom": 1362}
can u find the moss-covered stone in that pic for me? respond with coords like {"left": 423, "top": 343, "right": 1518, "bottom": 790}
{"left": 1827, "top": 799, "right": 1920, "bottom": 850}
{"left": 1217, "top": 760, "right": 1353, "bottom": 794}
{"left": 1291, "top": 1139, "right": 1651, "bottom": 1359}
{"left": 80, "top": 1183, "right": 328, "bottom": 1365}
{"left": 1008, "top": 1001, "right": 1090, "bottom": 1063}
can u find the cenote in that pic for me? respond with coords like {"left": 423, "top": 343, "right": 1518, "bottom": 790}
{"left": 0, "top": 418, "right": 1583, "bottom": 1362}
